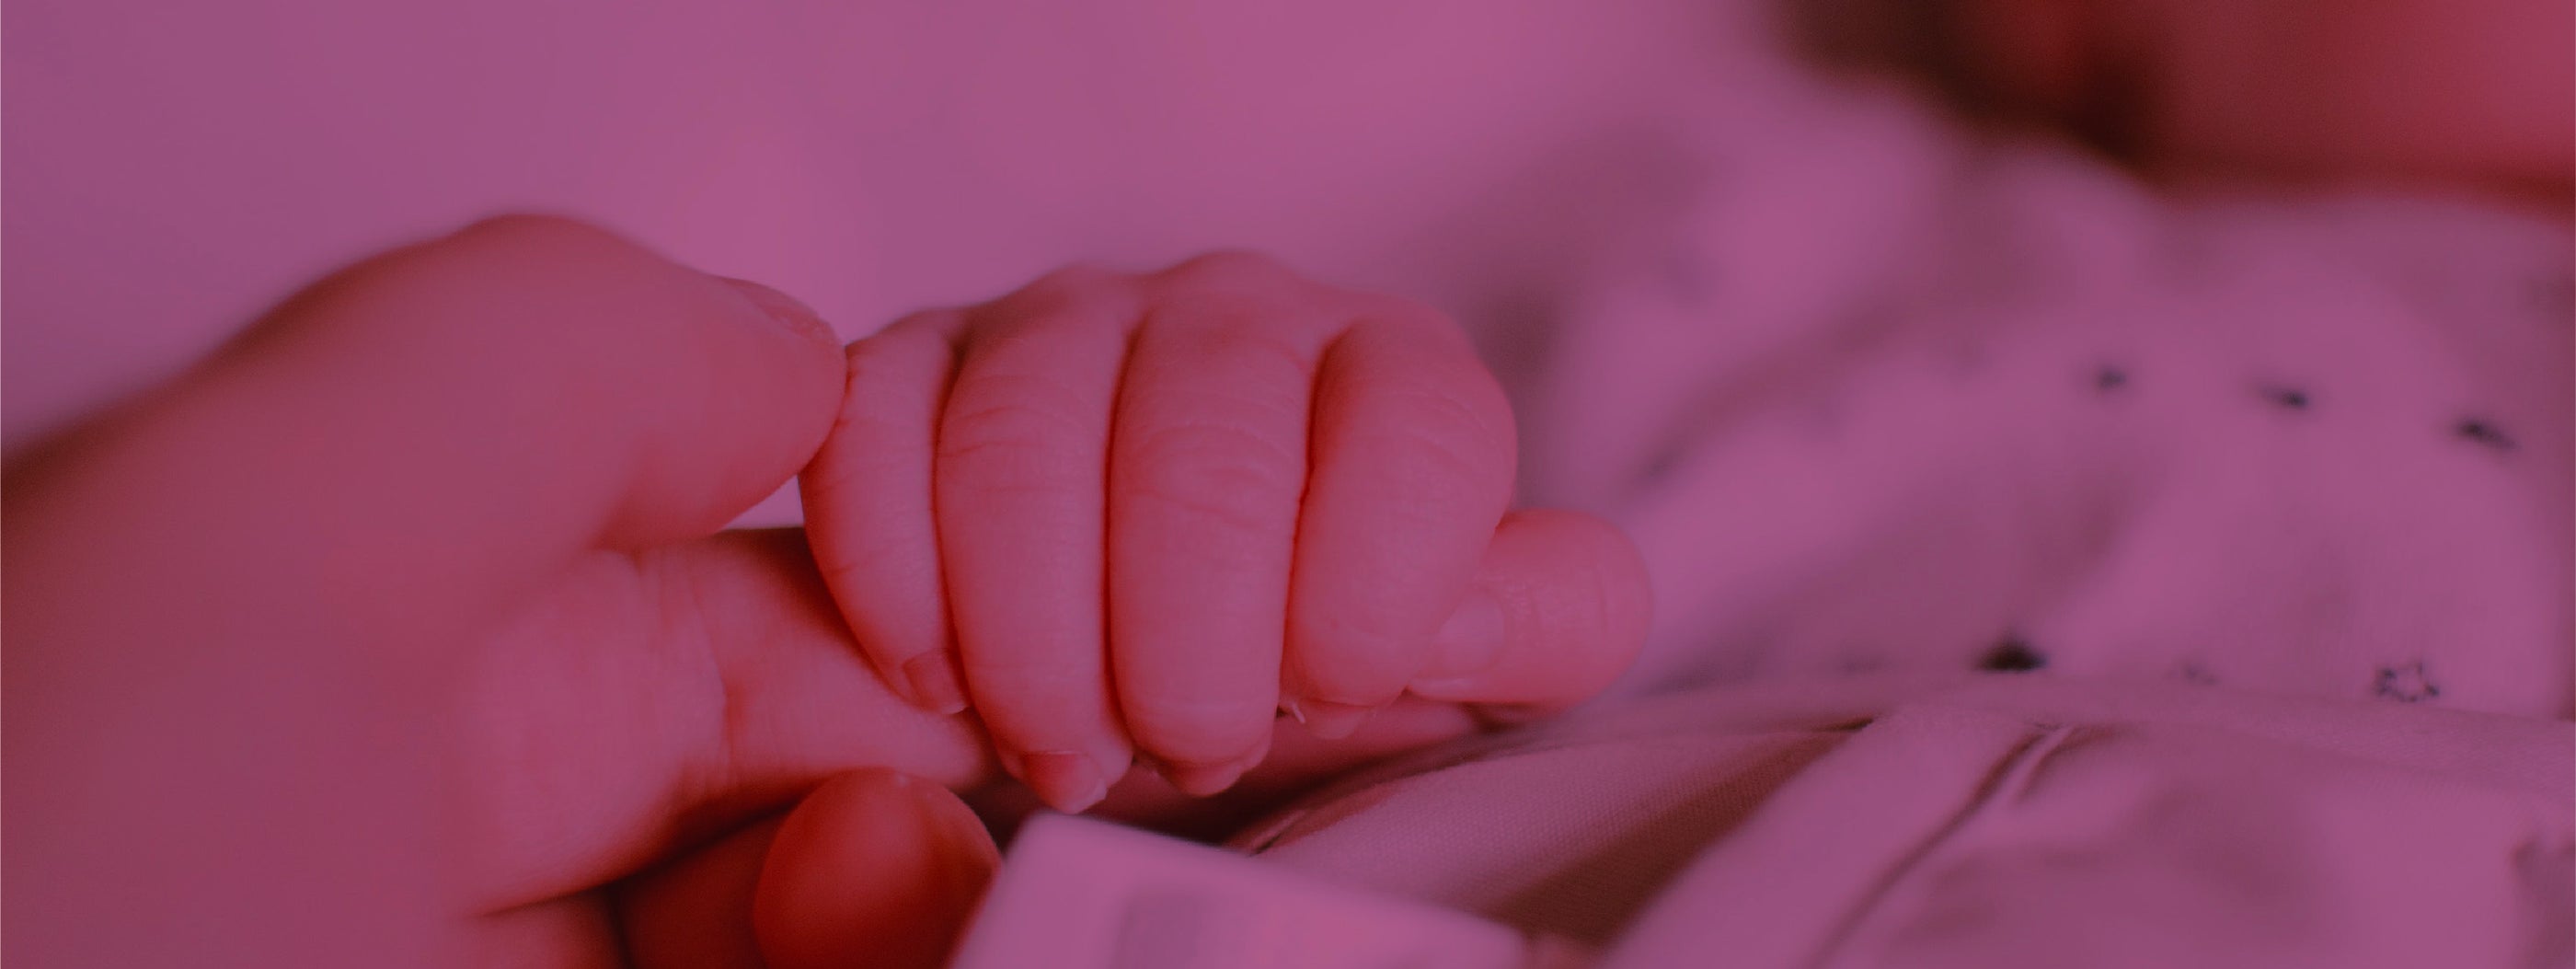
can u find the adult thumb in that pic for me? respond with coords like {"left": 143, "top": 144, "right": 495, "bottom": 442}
{"left": 8, "top": 213, "right": 845, "bottom": 668}
{"left": 754, "top": 770, "right": 1002, "bottom": 969}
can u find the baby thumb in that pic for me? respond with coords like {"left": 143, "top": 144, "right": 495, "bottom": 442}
{"left": 1407, "top": 509, "right": 1654, "bottom": 711}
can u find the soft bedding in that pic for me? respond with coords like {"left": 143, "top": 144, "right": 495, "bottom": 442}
{"left": 1212, "top": 60, "right": 2574, "bottom": 967}
{"left": 1240, "top": 675, "right": 2571, "bottom": 967}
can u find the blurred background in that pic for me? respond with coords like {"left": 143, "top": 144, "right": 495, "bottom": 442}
{"left": 3, "top": 1, "right": 1755, "bottom": 465}
{"left": 8, "top": 0, "right": 2566, "bottom": 521}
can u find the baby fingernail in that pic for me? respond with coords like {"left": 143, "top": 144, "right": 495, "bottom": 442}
{"left": 1160, "top": 735, "right": 1271, "bottom": 797}
{"left": 1422, "top": 589, "right": 1507, "bottom": 680}
{"left": 1161, "top": 758, "right": 1250, "bottom": 797}
{"left": 902, "top": 652, "right": 971, "bottom": 715}
{"left": 717, "top": 276, "right": 839, "bottom": 346}
{"left": 1019, "top": 751, "right": 1110, "bottom": 813}
{"left": 1295, "top": 699, "right": 1376, "bottom": 740}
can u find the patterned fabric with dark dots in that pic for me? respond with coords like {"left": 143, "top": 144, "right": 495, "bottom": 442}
{"left": 1533, "top": 110, "right": 2572, "bottom": 718}
{"left": 2454, "top": 419, "right": 2515, "bottom": 452}
{"left": 2373, "top": 663, "right": 2442, "bottom": 703}
{"left": 2259, "top": 386, "right": 2311, "bottom": 411}
{"left": 1249, "top": 46, "right": 2576, "bottom": 965}
{"left": 1978, "top": 638, "right": 2046, "bottom": 673}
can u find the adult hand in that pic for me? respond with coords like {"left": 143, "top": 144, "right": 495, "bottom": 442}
{"left": 5, "top": 215, "right": 995, "bottom": 967}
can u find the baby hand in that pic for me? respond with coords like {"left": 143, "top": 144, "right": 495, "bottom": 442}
{"left": 801, "top": 253, "right": 1649, "bottom": 812}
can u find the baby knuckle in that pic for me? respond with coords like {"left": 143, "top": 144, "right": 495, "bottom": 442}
{"left": 1366, "top": 410, "right": 1510, "bottom": 493}
{"left": 980, "top": 307, "right": 1134, "bottom": 362}
{"left": 841, "top": 329, "right": 938, "bottom": 385}
{"left": 1163, "top": 249, "right": 1297, "bottom": 292}
{"left": 1125, "top": 703, "right": 1268, "bottom": 759}
{"left": 939, "top": 395, "right": 1092, "bottom": 466}
{"left": 955, "top": 657, "right": 1103, "bottom": 709}
{"left": 1129, "top": 414, "right": 1304, "bottom": 473}
{"left": 1124, "top": 481, "right": 1283, "bottom": 540}
{"left": 1291, "top": 608, "right": 1422, "bottom": 680}
{"left": 1214, "top": 327, "right": 1321, "bottom": 385}
{"left": 450, "top": 213, "right": 629, "bottom": 257}
{"left": 1152, "top": 312, "right": 1315, "bottom": 367}
{"left": 1121, "top": 426, "right": 1303, "bottom": 535}
{"left": 1013, "top": 263, "right": 1127, "bottom": 308}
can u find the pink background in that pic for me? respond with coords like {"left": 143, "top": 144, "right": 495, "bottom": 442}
{"left": 5, "top": 0, "right": 1744, "bottom": 504}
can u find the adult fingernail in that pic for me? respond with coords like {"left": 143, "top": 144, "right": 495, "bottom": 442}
{"left": 718, "top": 276, "right": 840, "bottom": 346}
{"left": 1018, "top": 751, "right": 1110, "bottom": 813}
{"left": 1292, "top": 699, "right": 1376, "bottom": 740}
{"left": 902, "top": 652, "right": 971, "bottom": 715}
{"left": 759, "top": 769, "right": 999, "bottom": 969}
{"left": 1420, "top": 589, "right": 1506, "bottom": 680}
{"left": 890, "top": 771, "right": 1004, "bottom": 871}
